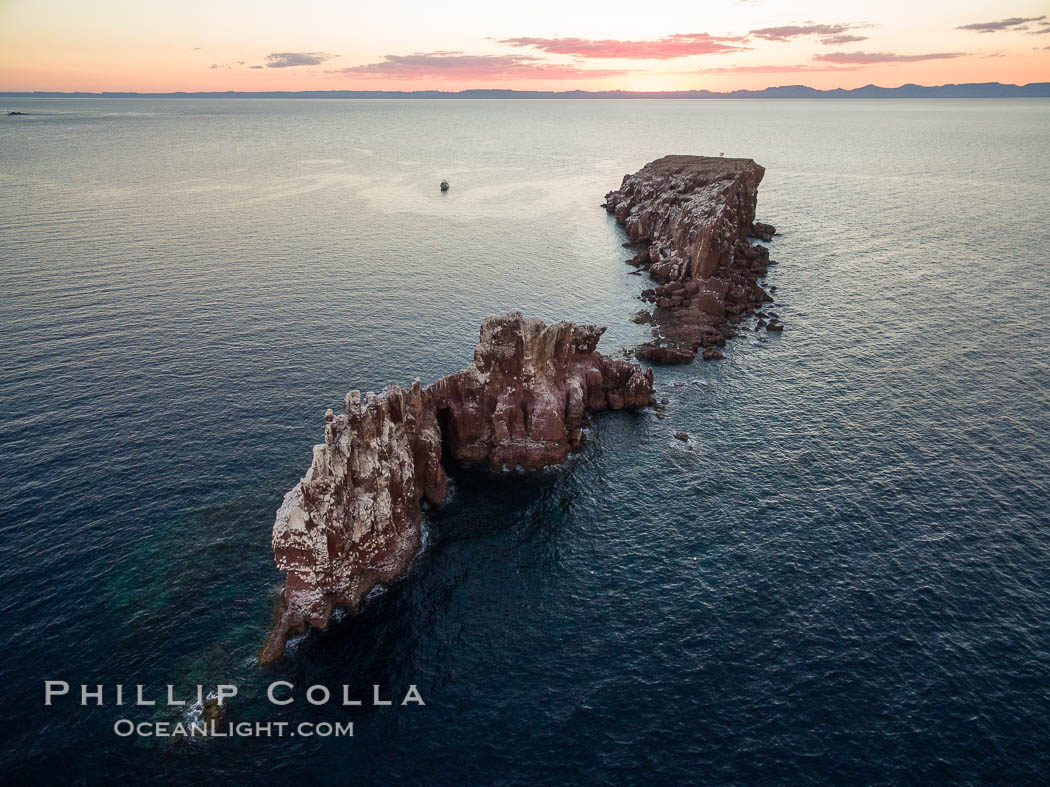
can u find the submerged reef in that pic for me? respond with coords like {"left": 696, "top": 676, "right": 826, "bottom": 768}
{"left": 261, "top": 312, "right": 653, "bottom": 663}
{"left": 604, "top": 155, "right": 781, "bottom": 362}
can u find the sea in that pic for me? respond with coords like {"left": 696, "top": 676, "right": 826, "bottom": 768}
{"left": 1, "top": 97, "right": 1048, "bottom": 784}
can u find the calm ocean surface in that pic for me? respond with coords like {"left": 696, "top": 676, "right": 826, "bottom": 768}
{"left": 1, "top": 98, "right": 1049, "bottom": 784}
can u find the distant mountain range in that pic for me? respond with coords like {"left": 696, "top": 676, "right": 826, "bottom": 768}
{"left": 3, "top": 82, "right": 1049, "bottom": 99}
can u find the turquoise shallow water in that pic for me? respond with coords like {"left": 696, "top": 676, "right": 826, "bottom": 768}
{"left": 1, "top": 98, "right": 1049, "bottom": 783}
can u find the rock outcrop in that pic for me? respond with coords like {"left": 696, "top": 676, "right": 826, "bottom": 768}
{"left": 260, "top": 312, "right": 653, "bottom": 663}
{"left": 430, "top": 314, "right": 653, "bottom": 469}
{"left": 604, "top": 155, "right": 779, "bottom": 362}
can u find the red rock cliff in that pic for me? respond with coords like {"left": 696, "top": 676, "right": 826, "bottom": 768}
{"left": 604, "top": 155, "right": 780, "bottom": 362}
{"left": 261, "top": 312, "right": 653, "bottom": 663}
{"left": 431, "top": 313, "right": 654, "bottom": 470}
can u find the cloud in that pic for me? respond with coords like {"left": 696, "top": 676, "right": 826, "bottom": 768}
{"left": 696, "top": 63, "right": 860, "bottom": 73}
{"left": 820, "top": 34, "right": 869, "bottom": 45}
{"left": 328, "top": 51, "right": 628, "bottom": 80}
{"left": 813, "top": 50, "right": 966, "bottom": 63}
{"left": 250, "top": 65, "right": 263, "bottom": 69}
{"left": 498, "top": 33, "right": 749, "bottom": 59}
{"left": 264, "top": 52, "right": 337, "bottom": 68}
{"left": 749, "top": 24, "right": 860, "bottom": 42}
{"left": 1029, "top": 25, "right": 1050, "bottom": 35}
{"left": 955, "top": 16, "right": 1045, "bottom": 33}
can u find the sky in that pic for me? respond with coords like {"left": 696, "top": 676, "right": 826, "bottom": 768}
{"left": 1, "top": 0, "right": 1048, "bottom": 92}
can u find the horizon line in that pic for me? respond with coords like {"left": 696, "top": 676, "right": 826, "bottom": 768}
{"left": 3, "top": 80, "right": 1050, "bottom": 99}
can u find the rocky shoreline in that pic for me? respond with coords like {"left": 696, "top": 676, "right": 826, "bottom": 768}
{"left": 260, "top": 312, "right": 653, "bottom": 663}
{"left": 604, "top": 155, "right": 781, "bottom": 362}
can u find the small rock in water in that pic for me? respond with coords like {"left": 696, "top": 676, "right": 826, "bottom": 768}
{"left": 674, "top": 431, "right": 689, "bottom": 442}
{"left": 635, "top": 342, "right": 698, "bottom": 364}
{"left": 751, "top": 221, "right": 776, "bottom": 241}
{"left": 201, "top": 697, "right": 225, "bottom": 729}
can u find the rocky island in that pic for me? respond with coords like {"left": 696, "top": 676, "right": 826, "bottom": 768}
{"left": 604, "top": 155, "right": 780, "bottom": 362}
{"left": 260, "top": 312, "right": 654, "bottom": 663}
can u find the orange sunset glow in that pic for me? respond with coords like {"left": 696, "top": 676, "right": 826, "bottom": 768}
{"left": 1, "top": 0, "right": 1048, "bottom": 92}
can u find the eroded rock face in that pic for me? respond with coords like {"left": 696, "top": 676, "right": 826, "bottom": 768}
{"left": 603, "top": 155, "right": 779, "bottom": 362}
{"left": 260, "top": 381, "right": 446, "bottom": 664}
{"left": 261, "top": 312, "right": 653, "bottom": 663}
{"left": 431, "top": 314, "right": 654, "bottom": 470}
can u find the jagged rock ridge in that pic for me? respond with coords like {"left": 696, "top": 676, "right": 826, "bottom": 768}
{"left": 604, "top": 155, "right": 781, "bottom": 362}
{"left": 261, "top": 312, "right": 653, "bottom": 663}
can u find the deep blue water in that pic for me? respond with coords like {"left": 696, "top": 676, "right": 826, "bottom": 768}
{"left": 1, "top": 98, "right": 1049, "bottom": 784}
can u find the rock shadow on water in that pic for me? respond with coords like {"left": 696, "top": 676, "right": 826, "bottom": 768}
{"left": 273, "top": 450, "right": 588, "bottom": 676}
